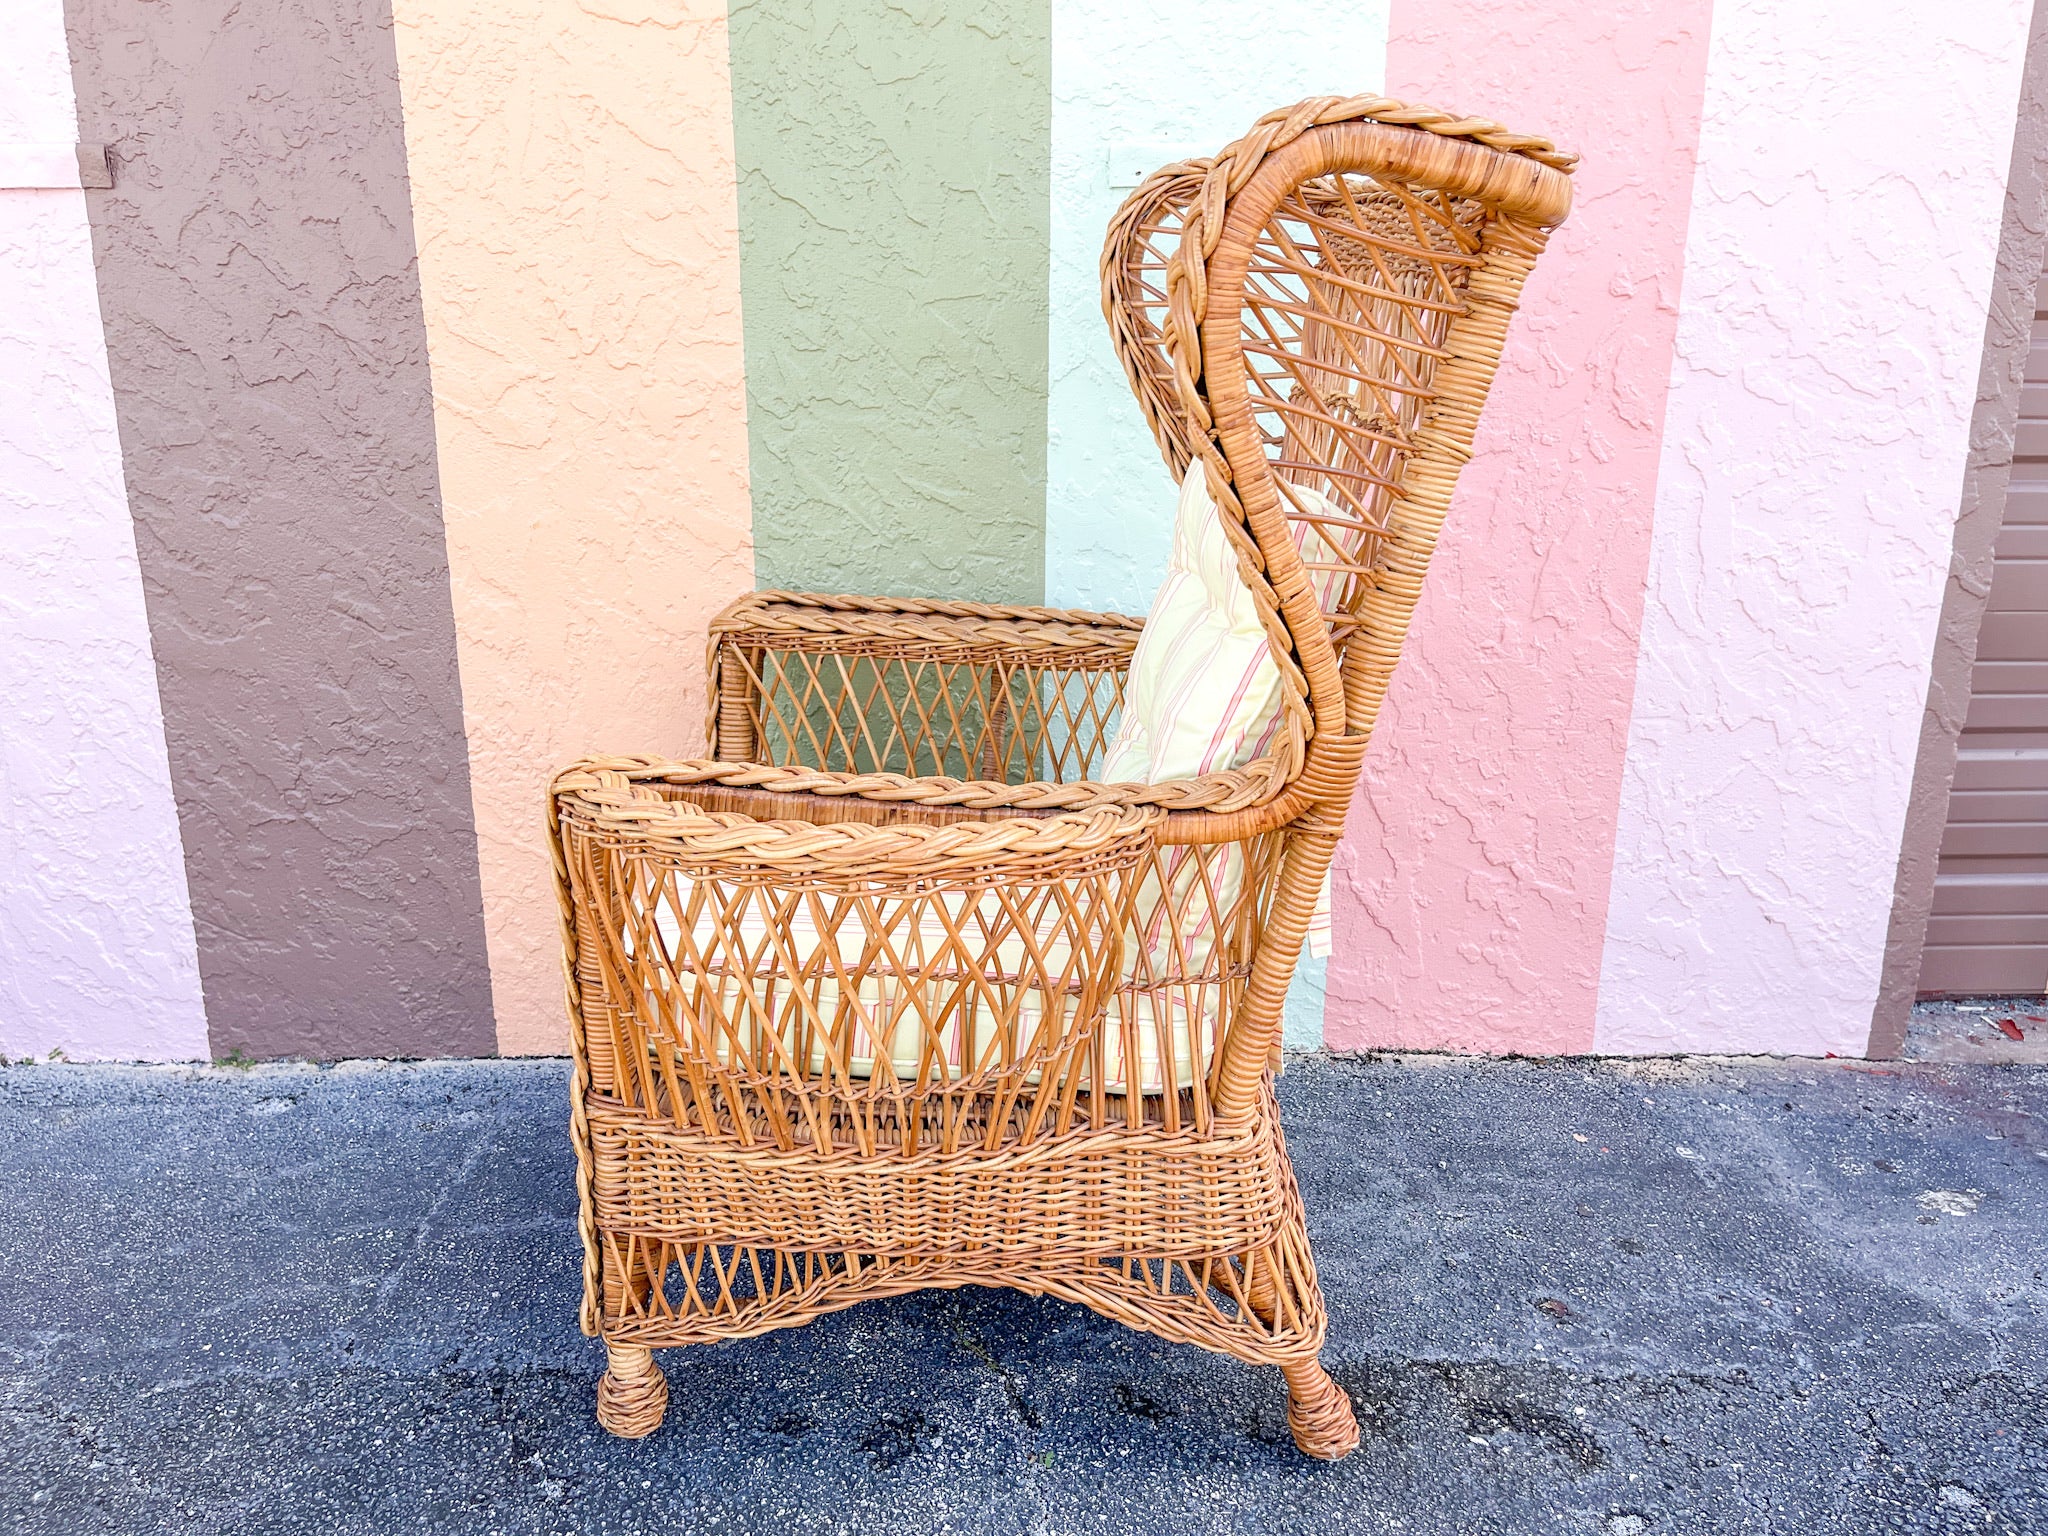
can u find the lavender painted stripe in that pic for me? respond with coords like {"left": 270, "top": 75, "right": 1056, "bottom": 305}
{"left": 65, "top": 0, "right": 494, "bottom": 1060}
{"left": 0, "top": 2, "right": 205, "bottom": 1063}
{"left": 1872, "top": 1, "right": 2048, "bottom": 1054}
{"left": 1594, "top": 0, "right": 2034, "bottom": 1055}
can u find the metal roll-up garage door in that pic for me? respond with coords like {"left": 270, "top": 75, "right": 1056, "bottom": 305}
{"left": 1920, "top": 271, "right": 2048, "bottom": 993}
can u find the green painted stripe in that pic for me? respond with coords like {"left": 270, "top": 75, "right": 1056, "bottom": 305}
{"left": 729, "top": 0, "right": 1050, "bottom": 604}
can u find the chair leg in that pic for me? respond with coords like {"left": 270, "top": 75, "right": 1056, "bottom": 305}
{"left": 1281, "top": 1356, "right": 1359, "bottom": 1460}
{"left": 596, "top": 1341, "right": 668, "bottom": 1438}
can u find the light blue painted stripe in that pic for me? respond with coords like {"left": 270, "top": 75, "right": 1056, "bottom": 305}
{"left": 1047, "top": 1, "right": 1392, "bottom": 1046}
{"left": 1045, "top": 0, "right": 1392, "bottom": 614}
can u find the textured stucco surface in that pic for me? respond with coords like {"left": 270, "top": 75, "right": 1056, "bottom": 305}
{"left": 1874, "top": 1, "right": 2048, "bottom": 1057}
{"left": 14, "top": 2, "right": 2042, "bottom": 1063}
{"left": 1594, "top": 0, "right": 2034, "bottom": 1057}
{"left": 64, "top": 0, "right": 494, "bottom": 1061}
{"left": 1042, "top": 0, "right": 1390, "bottom": 614}
{"left": 0, "top": 2, "right": 205, "bottom": 1063}
{"left": 1326, "top": 2, "right": 1714, "bottom": 1055}
{"left": 392, "top": 0, "right": 757, "bottom": 1054}
{"left": 730, "top": 0, "right": 1049, "bottom": 602}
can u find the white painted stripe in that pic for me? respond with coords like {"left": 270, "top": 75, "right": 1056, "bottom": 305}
{"left": 1594, "top": 0, "right": 2034, "bottom": 1055}
{"left": 1044, "top": 0, "right": 1391, "bottom": 614}
{"left": 0, "top": 142, "right": 94, "bottom": 188}
{"left": 0, "top": 5, "right": 207, "bottom": 1061}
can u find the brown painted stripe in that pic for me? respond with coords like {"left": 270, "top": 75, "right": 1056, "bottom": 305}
{"left": 64, "top": 0, "right": 494, "bottom": 1059}
{"left": 1871, "top": 0, "right": 2048, "bottom": 1052}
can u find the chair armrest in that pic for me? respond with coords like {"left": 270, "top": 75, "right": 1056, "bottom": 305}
{"left": 707, "top": 591, "right": 1144, "bottom": 784}
{"left": 550, "top": 763, "right": 1159, "bottom": 1134}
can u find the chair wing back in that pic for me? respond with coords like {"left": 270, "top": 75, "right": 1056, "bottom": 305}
{"left": 1104, "top": 97, "right": 1574, "bottom": 791}
{"left": 1102, "top": 160, "right": 1208, "bottom": 481}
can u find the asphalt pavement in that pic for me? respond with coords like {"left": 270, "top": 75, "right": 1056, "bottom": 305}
{"left": 1, "top": 1046, "right": 2042, "bottom": 1534}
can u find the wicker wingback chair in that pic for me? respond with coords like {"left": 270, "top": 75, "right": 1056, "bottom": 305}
{"left": 549, "top": 96, "right": 1573, "bottom": 1460}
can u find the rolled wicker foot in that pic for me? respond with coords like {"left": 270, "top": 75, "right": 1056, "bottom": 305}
{"left": 596, "top": 1342, "right": 668, "bottom": 1438}
{"left": 1282, "top": 1358, "right": 1359, "bottom": 1461}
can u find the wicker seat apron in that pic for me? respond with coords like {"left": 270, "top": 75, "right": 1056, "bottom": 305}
{"left": 587, "top": 1094, "right": 1291, "bottom": 1260}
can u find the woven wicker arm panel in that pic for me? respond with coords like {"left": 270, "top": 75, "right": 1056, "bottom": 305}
{"left": 707, "top": 590, "right": 1143, "bottom": 785}
{"left": 549, "top": 765, "right": 1330, "bottom": 1381}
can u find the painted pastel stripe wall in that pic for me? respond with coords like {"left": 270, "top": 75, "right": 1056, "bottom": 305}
{"left": 64, "top": 0, "right": 496, "bottom": 1061}
{"left": 1324, "top": 0, "right": 1717, "bottom": 1055}
{"left": 731, "top": 1, "right": 1049, "bottom": 603}
{"left": 1594, "top": 0, "right": 2035, "bottom": 1055}
{"left": 0, "top": 1, "right": 205, "bottom": 1062}
{"left": 3, "top": 0, "right": 2042, "bottom": 1062}
{"left": 389, "top": 0, "right": 755, "bottom": 1055}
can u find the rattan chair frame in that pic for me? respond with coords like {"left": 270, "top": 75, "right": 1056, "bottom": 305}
{"left": 550, "top": 95, "right": 1572, "bottom": 1460}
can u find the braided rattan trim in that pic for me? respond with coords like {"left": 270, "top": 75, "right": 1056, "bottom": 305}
{"left": 557, "top": 754, "right": 1289, "bottom": 818}
{"left": 553, "top": 762, "right": 1162, "bottom": 862}
{"left": 1101, "top": 90, "right": 1572, "bottom": 481}
{"left": 1103, "top": 93, "right": 1573, "bottom": 796}
{"left": 710, "top": 590, "right": 1144, "bottom": 672}
{"left": 588, "top": 1104, "right": 1290, "bottom": 1259}
{"left": 713, "top": 608, "right": 1140, "bottom": 668}
{"left": 713, "top": 589, "right": 1145, "bottom": 635}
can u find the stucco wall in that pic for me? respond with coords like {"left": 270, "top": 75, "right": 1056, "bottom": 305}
{"left": 1324, "top": 0, "right": 1716, "bottom": 1054}
{"left": 1873, "top": 0, "right": 2048, "bottom": 1056}
{"left": 10, "top": 0, "right": 2039, "bottom": 1061}
{"left": 1593, "top": 0, "right": 2032, "bottom": 1056}
{"left": 729, "top": 0, "right": 1049, "bottom": 603}
{"left": 391, "top": 0, "right": 757, "bottom": 1055}
{"left": 0, "top": 1, "right": 206, "bottom": 1063}
{"left": 65, "top": 0, "right": 495, "bottom": 1061}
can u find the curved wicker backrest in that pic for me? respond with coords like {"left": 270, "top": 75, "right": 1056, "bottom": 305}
{"left": 1103, "top": 97, "right": 1574, "bottom": 797}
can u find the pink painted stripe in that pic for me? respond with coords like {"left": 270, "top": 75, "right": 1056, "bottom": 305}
{"left": 1325, "top": 2, "right": 1715, "bottom": 1054}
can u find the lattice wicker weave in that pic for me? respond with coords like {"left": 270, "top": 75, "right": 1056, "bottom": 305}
{"left": 551, "top": 95, "right": 1572, "bottom": 1458}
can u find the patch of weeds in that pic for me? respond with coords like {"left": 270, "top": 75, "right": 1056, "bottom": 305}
{"left": 951, "top": 1315, "right": 1042, "bottom": 1429}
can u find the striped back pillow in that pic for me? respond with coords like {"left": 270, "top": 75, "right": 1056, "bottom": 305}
{"left": 1104, "top": 471, "right": 1344, "bottom": 958}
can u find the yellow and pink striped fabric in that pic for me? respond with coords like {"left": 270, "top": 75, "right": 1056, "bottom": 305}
{"left": 3, "top": 0, "right": 2039, "bottom": 1062}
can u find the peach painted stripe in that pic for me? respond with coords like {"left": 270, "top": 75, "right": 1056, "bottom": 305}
{"left": 1594, "top": 0, "right": 2034, "bottom": 1056}
{"left": 392, "top": 0, "right": 755, "bottom": 1054}
{"left": 0, "top": 1, "right": 206, "bottom": 1062}
{"left": 1325, "top": 2, "right": 1715, "bottom": 1053}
